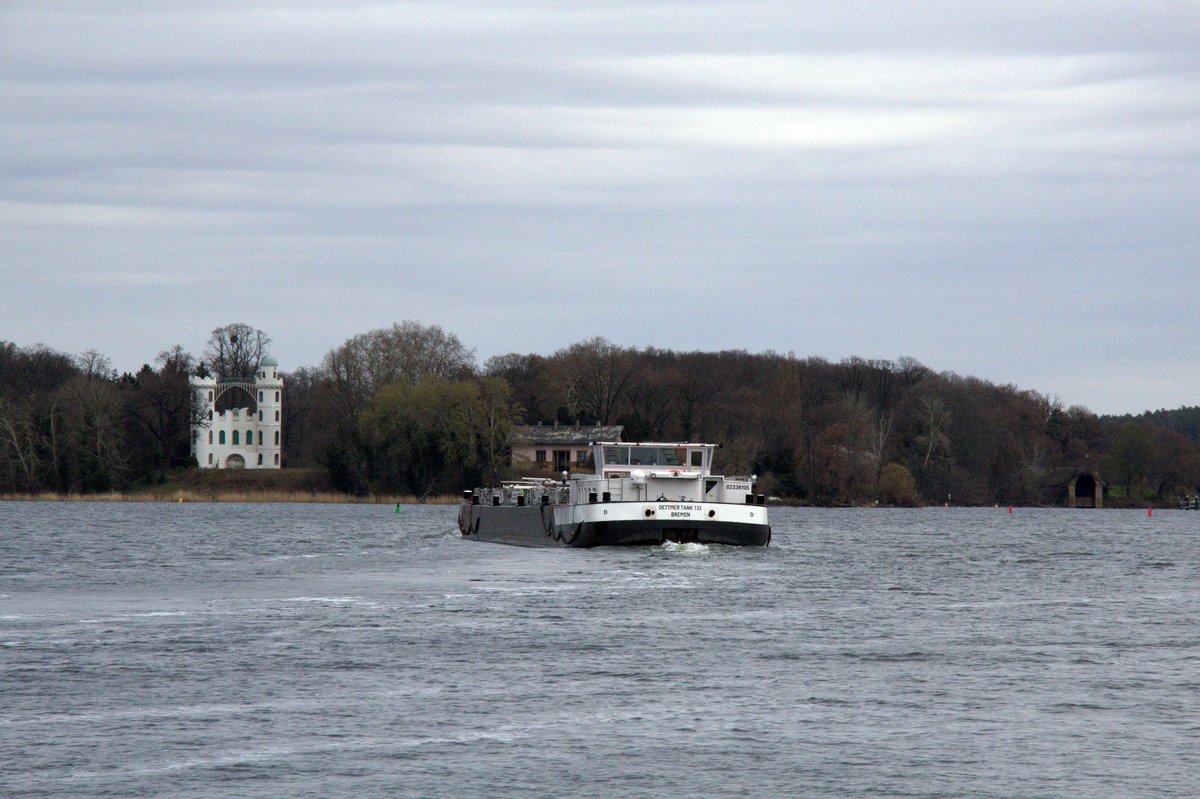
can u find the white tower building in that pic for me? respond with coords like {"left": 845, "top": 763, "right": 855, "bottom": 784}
{"left": 190, "top": 355, "right": 283, "bottom": 469}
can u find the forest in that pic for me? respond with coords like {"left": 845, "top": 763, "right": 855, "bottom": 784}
{"left": 2, "top": 321, "right": 1198, "bottom": 506}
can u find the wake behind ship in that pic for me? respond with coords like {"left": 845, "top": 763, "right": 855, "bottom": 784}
{"left": 458, "top": 441, "right": 770, "bottom": 547}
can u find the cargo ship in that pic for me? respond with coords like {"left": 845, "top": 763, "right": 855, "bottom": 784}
{"left": 458, "top": 442, "right": 770, "bottom": 547}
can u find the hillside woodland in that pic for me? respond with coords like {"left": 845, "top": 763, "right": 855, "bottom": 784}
{"left": 2, "top": 322, "right": 1196, "bottom": 505}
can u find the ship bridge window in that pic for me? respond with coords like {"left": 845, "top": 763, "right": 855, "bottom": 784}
{"left": 628, "top": 447, "right": 685, "bottom": 467}
{"left": 691, "top": 450, "right": 705, "bottom": 469}
{"left": 603, "top": 446, "right": 629, "bottom": 466}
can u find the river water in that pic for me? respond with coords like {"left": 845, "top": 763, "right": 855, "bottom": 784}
{"left": 2, "top": 502, "right": 1198, "bottom": 797}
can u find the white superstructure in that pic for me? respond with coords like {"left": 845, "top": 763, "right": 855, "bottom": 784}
{"left": 190, "top": 355, "right": 283, "bottom": 469}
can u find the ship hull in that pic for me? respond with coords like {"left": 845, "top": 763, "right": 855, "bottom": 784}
{"left": 458, "top": 501, "right": 770, "bottom": 548}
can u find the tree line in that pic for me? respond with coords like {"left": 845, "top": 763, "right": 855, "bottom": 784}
{"left": 3, "top": 321, "right": 1198, "bottom": 504}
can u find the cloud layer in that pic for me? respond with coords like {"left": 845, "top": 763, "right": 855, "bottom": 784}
{"left": 3, "top": 1, "right": 1198, "bottom": 413}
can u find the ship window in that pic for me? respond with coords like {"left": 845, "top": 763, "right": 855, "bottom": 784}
{"left": 628, "top": 447, "right": 684, "bottom": 467}
{"left": 535, "top": 449, "right": 546, "bottom": 463}
{"left": 691, "top": 451, "right": 704, "bottom": 468}
{"left": 219, "top": 430, "right": 226, "bottom": 445}
{"left": 603, "top": 446, "right": 629, "bottom": 466}
{"left": 576, "top": 450, "right": 588, "bottom": 464}
{"left": 232, "top": 430, "right": 239, "bottom": 445}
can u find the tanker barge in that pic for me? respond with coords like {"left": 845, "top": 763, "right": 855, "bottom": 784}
{"left": 458, "top": 442, "right": 770, "bottom": 547}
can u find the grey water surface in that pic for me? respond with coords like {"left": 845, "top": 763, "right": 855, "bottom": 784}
{"left": 2, "top": 502, "right": 1198, "bottom": 798}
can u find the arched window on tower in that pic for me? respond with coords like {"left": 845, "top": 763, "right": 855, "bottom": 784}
{"left": 208, "top": 453, "right": 213, "bottom": 465}
{"left": 208, "top": 391, "right": 213, "bottom": 402}
{"left": 219, "top": 430, "right": 226, "bottom": 445}
{"left": 208, "top": 431, "right": 213, "bottom": 444}
{"left": 258, "top": 390, "right": 263, "bottom": 402}
{"left": 258, "top": 431, "right": 264, "bottom": 445}
{"left": 274, "top": 430, "right": 280, "bottom": 445}
{"left": 257, "top": 453, "right": 263, "bottom": 465}
{"left": 246, "top": 429, "right": 253, "bottom": 445}
{"left": 275, "top": 391, "right": 280, "bottom": 402}
{"left": 274, "top": 453, "right": 279, "bottom": 465}
{"left": 232, "top": 430, "right": 239, "bottom": 445}
{"left": 275, "top": 410, "right": 280, "bottom": 421}
{"left": 258, "top": 411, "right": 262, "bottom": 421}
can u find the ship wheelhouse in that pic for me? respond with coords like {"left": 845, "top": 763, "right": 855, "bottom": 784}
{"left": 594, "top": 442, "right": 714, "bottom": 475}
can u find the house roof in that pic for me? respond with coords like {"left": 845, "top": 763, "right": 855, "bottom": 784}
{"left": 511, "top": 424, "right": 624, "bottom": 446}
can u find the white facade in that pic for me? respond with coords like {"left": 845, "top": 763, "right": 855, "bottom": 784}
{"left": 190, "top": 355, "right": 283, "bottom": 469}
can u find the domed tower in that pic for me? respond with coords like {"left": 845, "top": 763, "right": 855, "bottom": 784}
{"left": 255, "top": 355, "right": 284, "bottom": 468}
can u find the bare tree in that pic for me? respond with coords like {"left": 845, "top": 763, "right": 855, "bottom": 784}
{"left": 554, "top": 337, "right": 635, "bottom": 426}
{"left": 917, "top": 395, "right": 952, "bottom": 470}
{"left": 204, "top": 323, "right": 271, "bottom": 380}
{"left": 59, "top": 375, "right": 129, "bottom": 490}
{"left": 0, "top": 396, "right": 42, "bottom": 489}
{"left": 321, "top": 321, "right": 475, "bottom": 414}
{"left": 122, "top": 347, "right": 201, "bottom": 475}
{"left": 76, "top": 349, "right": 116, "bottom": 381}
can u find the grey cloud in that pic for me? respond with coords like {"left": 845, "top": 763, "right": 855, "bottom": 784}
{"left": 1, "top": 1, "right": 1198, "bottom": 414}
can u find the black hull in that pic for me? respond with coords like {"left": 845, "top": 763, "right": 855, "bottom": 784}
{"left": 458, "top": 504, "right": 770, "bottom": 548}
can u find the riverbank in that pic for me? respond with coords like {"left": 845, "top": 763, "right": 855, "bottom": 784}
{"left": 0, "top": 491, "right": 458, "bottom": 504}
{"left": 0, "top": 467, "right": 458, "bottom": 504}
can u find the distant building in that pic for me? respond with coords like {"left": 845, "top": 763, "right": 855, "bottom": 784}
{"left": 510, "top": 423, "right": 624, "bottom": 474}
{"left": 190, "top": 355, "right": 283, "bottom": 469}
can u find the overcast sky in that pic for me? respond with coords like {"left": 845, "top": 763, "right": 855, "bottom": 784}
{"left": 3, "top": 1, "right": 1197, "bottom": 414}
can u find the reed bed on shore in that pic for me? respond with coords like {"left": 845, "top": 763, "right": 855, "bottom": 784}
{"left": 0, "top": 491, "right": 459, "bottom": 505}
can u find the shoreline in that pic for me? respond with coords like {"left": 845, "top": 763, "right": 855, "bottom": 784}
{"left": 0, "top": 491, "right": 460, "bottom": 505}
{"left": 0, "top": 491, "right": 1161, "bottom": 509}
